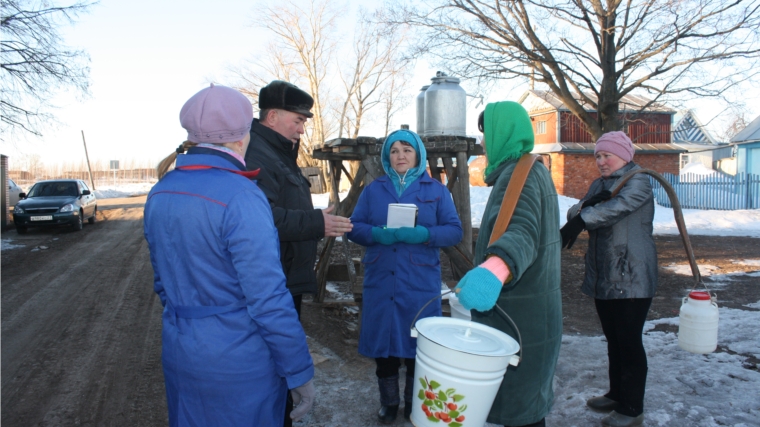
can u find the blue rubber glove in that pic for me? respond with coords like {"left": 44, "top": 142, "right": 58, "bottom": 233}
{"left": 395, "top": 225, "right": 430, "bottom": 244}
{"left": 372, "top": 227, "right": 399, "bottom": 245}
{"left": 455, "top": 267, "right": 503, "bottom": 311}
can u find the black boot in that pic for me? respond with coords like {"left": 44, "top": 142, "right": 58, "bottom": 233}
{"left": 378, "top": 375, "right": 400, "bottom": 424}
{"left": 403, "top": 372, "right": 414, "bottom": 420}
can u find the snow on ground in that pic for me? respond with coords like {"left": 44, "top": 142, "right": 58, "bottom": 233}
{"left": 543, "top": 304, "right": 760, "bottom": 427}
{"left": 92, "top": 182, "right": 156, "bottom": 199}
{"left": 680, "top": 162, "right": 720, "bottom": 179}
{"left": 5, "top": 183, "right": 760, "bottom": 425}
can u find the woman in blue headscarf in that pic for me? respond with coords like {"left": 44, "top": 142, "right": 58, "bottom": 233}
{"left": 347, "top": 129, "right": 463, "bottom": 424}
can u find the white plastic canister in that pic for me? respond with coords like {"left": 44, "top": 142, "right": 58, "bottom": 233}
{"left": 678, "top": 291, "right": 719, "bottom": 354}
{"left": 410, "top": 317, "right": 519, "bottom": 427}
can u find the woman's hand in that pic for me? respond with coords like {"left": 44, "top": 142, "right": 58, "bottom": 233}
{"left": 371, "top": 227, "right": 399, "bottom": 245}
{"left": 582, "top": 190, "right": 612, "bottom": 208}
{"left": 395, "top": 226, "right": 430, "bottom": 244}
{"left": 560, "top": 215, "right": 586, "bottom": 249}
{"left": 455, "top": 257, "right": 510, "bottom": 311}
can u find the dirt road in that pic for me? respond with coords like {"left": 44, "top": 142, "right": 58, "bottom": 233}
{"left": 2, "top": 196, "right": 168, "bottom": 426}
{"left": 2, "top": 196, "right": 758, "bottom": 426}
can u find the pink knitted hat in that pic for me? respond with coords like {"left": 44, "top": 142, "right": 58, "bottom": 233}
{"left": 594, "top": 131, "right": 634, "bottom": 163}
{"left": 180, "top": 83, "right": 253, "bottom": 144}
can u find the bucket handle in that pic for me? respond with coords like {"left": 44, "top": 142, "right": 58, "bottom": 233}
{"left": 410, "top": 290, "right": 523, "bottom": 366}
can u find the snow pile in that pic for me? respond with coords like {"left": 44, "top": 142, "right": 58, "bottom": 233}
{"left": 680, "top": 162, "right": 720, "bottom": 178}
{"left": 542, "top": 306, "right": 760, "bottom": 427}
{"left": 93, "top": 182, "right": 155, "bottom": 199}
{"left": 1, "top": 238, "right": 25, "bottom": 250}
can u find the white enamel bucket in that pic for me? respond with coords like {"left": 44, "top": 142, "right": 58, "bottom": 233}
{"left": 410, "top": 317, "right": 520, "bottom": 427}
{"left": 678, "top": 291, "right": 719, "bottom": 354}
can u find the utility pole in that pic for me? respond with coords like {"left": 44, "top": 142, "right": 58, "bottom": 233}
{"left": 81, "top": 131, "right": 96, "bottom": 191}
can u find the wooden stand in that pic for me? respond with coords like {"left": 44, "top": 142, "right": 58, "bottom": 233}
{"left": 311, "top": 135, "right": 482, "bottom": 303}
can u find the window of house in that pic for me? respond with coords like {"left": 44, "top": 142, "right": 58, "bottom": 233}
{"left": 536, "top": 121, "right": 547, "bottom": 134}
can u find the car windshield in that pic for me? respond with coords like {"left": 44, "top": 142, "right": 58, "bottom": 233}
{"left": 28, "top": 182, "right": 79, "bottom": 197}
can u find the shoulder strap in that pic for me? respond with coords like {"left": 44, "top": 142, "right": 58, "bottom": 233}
{"left": 488, "top": 154, "right": 540, "bottom": 246}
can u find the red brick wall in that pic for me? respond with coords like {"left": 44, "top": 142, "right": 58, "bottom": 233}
{"left": 551, "top": 152, "right": 680, "bottom": 198}
{"left": 632, "top": 153, "right": 680, "bottom": 175}
{"left": 550, "top": 153, "right": 601, "bottom": 199}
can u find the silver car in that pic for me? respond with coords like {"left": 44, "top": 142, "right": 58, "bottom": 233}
{"left": 8, "top": 178, "right": 22, "bottom": 207}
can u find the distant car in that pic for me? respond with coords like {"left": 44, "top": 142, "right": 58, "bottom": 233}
{"left": 13, "top": 179, "right": 98, "bottom": 234}
{"left": 7, "top": 178, "right": 22, "bottom": 207}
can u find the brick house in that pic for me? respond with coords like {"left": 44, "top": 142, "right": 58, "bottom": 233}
{"left": 518, "top": 90, "right": 685, "bottom": 198}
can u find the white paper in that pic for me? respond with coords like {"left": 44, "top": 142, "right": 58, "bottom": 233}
{"left": 387, "top": 203, "right": 418, "bottom": 228}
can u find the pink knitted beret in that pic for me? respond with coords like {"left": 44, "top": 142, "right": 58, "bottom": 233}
{"left": 180, "top": 83, "right": 253, "bottom": 144}
{"left": 594, "top": 131, "right": 634, "bottom": 163}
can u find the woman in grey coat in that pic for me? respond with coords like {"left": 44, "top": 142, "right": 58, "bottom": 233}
{"left": 560, "top": 131, "right": 656, "bottom": 427}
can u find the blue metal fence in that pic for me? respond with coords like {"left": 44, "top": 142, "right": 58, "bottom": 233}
{"left": 650, "top": 172, "right": 760, "bottom": 210}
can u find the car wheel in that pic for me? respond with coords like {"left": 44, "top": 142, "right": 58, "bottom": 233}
{"left": 88, "top": 206, "right": 97, "bottom": 224}
{"left": 15, "top": 224, "right": 27, "bottom": 234}
{"left": 73, "top": 211, "right": 84, "bottom": 231}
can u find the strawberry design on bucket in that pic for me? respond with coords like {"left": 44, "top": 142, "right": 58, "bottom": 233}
{"left": 418, "top": 376, "right": 467, "bottom": 426}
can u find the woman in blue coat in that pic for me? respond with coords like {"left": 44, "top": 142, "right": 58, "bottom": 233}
{"left": 347, "top": 129, "right": 463, "bottom": 424}
{"left": 144, "top": 84, "right": 314, "bottom": 427}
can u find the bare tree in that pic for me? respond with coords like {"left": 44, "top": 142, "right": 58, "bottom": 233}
{"left": 380, "top": 60, "right": 414, "bottom": 137}
{"left": 259, "top": 0, "right": 340, "bottom": 156}
{"left": 1, "top": 0, "right": 94, "bottom": 140}
{"left": 384, "top": 0, "right": 760, "bottom": 140}
{"left": 234, "top": 43, "right": 301, "bottom": 103}
{"left": 719, "top": 113, "right": 749, "bottom": 142}
{"left": 337, "top": 13, "right": 409, "bottom": 139}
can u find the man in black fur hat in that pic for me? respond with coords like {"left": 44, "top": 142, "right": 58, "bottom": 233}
{"left": 245, "top": 80, "right": 352, "bottom": 312}
{"left": 244, "top": 82, "right": 352, "bottom": 425}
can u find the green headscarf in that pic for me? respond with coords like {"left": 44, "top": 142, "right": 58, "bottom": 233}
{"left": 483, "top": 101, "right": 535, "bottom": 178}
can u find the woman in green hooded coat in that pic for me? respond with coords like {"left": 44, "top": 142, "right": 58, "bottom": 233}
{"left": 455, "top": 101, "right": 562, "bottom": 427}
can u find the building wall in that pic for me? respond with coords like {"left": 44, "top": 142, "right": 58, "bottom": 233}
{"left": 558, "top": 112, "right": 672, "bottom": 144}
{"left": 625, "top": 114, "right": 672, "bottom": 144}
{"left": 549, "top": 153, "right": 601, "bottom": 199}
{"left": 551, "top": 152, "right": 680, "bottom": 198}
{"left": 737, "top": 142, "right": 760, "bottom": 175}
{"left": 530, "top": 112, "right": 558, "bottom": 145}
{"left": 560, "top": 112, "right": 595, "bottom": 143}
{"left": 635, "top": 153, "right": 680, "bottom": 176}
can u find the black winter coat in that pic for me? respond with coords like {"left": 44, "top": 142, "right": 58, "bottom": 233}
{"left": 244, "top": 119, "right": 324, "bottom": 296}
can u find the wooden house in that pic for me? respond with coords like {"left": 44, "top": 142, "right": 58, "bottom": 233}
{"left": 673, "top": 109, "right": 733, "bottom": 171}
{"left": 730, "top": 114, "right": 760, "bottom": 176}
{"left": 518, "top": 90, "right": 685, "bottom": 198}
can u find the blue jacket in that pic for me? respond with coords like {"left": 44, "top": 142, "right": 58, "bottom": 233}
{"left": 347, "top": 172, "right": 462, "bottom": 359}
{"left": 143, "top": 149, "right": 313, "bottom": 427}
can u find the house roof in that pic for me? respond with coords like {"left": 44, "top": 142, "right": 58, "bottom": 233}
{"left": 673, "top": 109, "right": 717, "bottom": 145}
{"left": 532, "top": 142, "right": 687, "bottom": 154}
{"left": 730, "top": 114, "right": 760, "bottom": 144}
{"left": 518, "top": 90, "right": 676, "bottom": 115}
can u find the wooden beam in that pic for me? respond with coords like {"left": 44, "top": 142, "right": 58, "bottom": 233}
{"left": 315, "top": 163, "right": 368, "bottom": 302}
{"left": 341, "top": 163, "right": 354, "bottom": 185}
{"left": 442, "top": 157, "right": 457, "bottom": 192}
{"left": 456, "top": 151, "right": 473, "bottom": 255}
